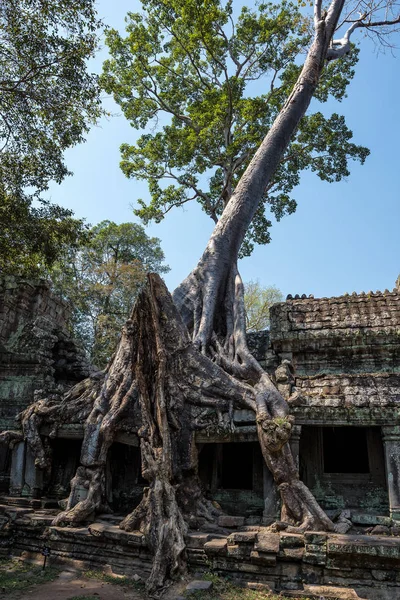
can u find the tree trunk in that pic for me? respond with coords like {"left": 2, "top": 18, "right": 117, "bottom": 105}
{"left": 5, "top": 3, "right": 353, "bottom": 595}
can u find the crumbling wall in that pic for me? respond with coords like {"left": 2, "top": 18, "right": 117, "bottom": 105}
{"left": 269, "top": 289, "right": 400, "bottom": 376}
{"left": 0, "top": 275, "right": 91, "bottom": 491}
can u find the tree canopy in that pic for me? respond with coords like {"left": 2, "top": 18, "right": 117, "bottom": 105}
{"left": 50, "top": 220, "right": 169, "bottom": 367}
{"left": 0, "top": 0, "right": 103, "bottom": 273}
{"left": 102, "top": 0, "right": 369, "bottom": 256}
{"left": 244, "top": 280, "right": 283, "bottom": 331}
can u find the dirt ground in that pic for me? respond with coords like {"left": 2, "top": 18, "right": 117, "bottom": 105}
{"left": 9, "top": 571, "right": 144, "bottom": 599}
{"left": 0, "top": 562, "right": 189, "bottom": 600}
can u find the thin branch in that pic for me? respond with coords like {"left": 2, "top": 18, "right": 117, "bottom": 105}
{"left": 327, "top": 12, "right": 400, "bottom": 59}
{"left": 314, "top": 0, "right": 323, "bottom": 26}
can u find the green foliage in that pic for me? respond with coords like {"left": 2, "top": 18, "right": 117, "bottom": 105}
{"left": 244, "top": 280, "right": 283, "bottom": 331}
{"left": 0, "top": 191, "right": 89, "bottom": 276}
{"left": 0, "top": 0, "right": 103, "bottom": 272}
{"left": 51, "top": 220, "right": 169, "bottom": 367}
{"left": 102, "top": 0, "right": 369, "bottom": 256}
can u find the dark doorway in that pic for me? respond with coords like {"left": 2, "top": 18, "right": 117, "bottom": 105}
{"left": 221, "top": 442, "right": 253, "bottom": 489}
{"left": 47, "top": 438, "right": 82, "bottom": 498}
{"left": 109, "top": 443, "right": 145, "bottom": 513}
{"left": 323, "top": 427, "right": 369, "bottom": 473}
{"left": 299, "top": 425, "right": 388, "bottom": 512}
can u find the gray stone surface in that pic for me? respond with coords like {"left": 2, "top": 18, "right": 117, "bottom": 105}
{"left": 186, "top": 580, "right": 213, "bottom": 593}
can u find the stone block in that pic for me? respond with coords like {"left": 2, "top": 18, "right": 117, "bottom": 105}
{"left": 227, "top": 531, "right": 257, "bottom": 544}
{"left": 227, "top": 544, "right": 252, "bottom": 559}
{"left": 370, "top": 525, "right": 391, "bottom": 535}
{"left": 304, "top": 532, "right": 328, "bottom": 545}
{"left": 254, "top": 532, "right": 280, "bottom": 554}
{"left": 186, "top": 580, "right": 213, "bottom": 594}
{"left": 217, "top": 515, "right": 245, "bottom": 528}
{"left": 243, "top": 581, "right": 275, "bottom": 591}
{"left": 303, "top": 584, "right": 365, "bottom": 599}
{"left": 327, "top": 533, "right": 400, "bottom": 568}
{"left": 280, "top": 547, "right": 305, "bottom": 561}
{"left": 280, "top": 532, "right": 305, "bottom": 549}
{"left": 304, "top": 543, "right": 327, "bottom": 566}
{"left": 250, "top": 550, "right": 277, "bottom": 566}
{"left": 203, "top": 538, "right": 227, "bottom": 555}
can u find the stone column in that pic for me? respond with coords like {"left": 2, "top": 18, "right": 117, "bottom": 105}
{"left": 9, "top": 441, "right": 26, "bottom": 497}
{"left": 382, "top": 426, "right": 400, "bottom": 520}
{"left": 290, "top": 425, "right": 302, "bottom": 471}
{"left": 24, "top": 445, "right": 43, "bottom": 499}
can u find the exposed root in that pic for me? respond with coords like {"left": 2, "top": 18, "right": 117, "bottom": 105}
{"left": 52, "top": 465, "right": 108, "bottom": 526}
{"left": 2, "top": 272, "right": 335, "bottom": 593}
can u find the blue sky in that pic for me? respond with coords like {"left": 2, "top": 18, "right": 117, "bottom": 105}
{"left": 47, "top": 0, "right": 399, "bottom": 298}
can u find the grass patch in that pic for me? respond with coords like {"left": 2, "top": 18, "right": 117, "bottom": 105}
{"left": 0, "top": 558, "right": 59, "bottom": 593}
{"left": 84, "top": 569, "right": 144, "bottom": 589}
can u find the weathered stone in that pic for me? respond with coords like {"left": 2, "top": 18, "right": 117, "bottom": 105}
{"left": 217, "top": 515, "right": 245, "bottom": 528}
{"left": 280, "top": 532, "right": 304, "bottom": 549}
{"left": 351, "top": 513, "right": 392, "bottom": 527}
{"left": 280, "top": 547, "right": 305, "bottom": 561}
{"left": 250, "top": 550, "right": 277, "bottom": 566}
{"left": 304, "top": 543, "right": 327, "bottom": 566}
{"left": 227, "top": 544, "right": 251, "bottom": 559}
{"left": 370, "top": 525, "right": 391, "bottom": 536}
{"left": 303, "top": 584, "right": 365, "bottom": 599}
{"left": 186, "top": 580, "right": 213, "bottom": 593}
{"left": 254, "top": 532, "right": 279, "bottom": 553}
{"left": 304, "top": 532, "right": 327, "bottom": 546}
{"left": 203, "top": 538, "right": 227, "bottom": 555}
{"left": 227, "top": 531, "right": 257, "bottom": 544}
{"left": 244, "top": 581, "right": 274, "bottom": 591}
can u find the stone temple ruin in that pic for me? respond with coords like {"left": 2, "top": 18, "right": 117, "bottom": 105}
{"left": 0, "top": 274, "right": 399, "bottom": 599}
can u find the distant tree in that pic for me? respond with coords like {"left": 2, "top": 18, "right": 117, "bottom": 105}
{"left": 102, "top": 0, "right": 369, "bottom": 256}
{"left": 0, "top": 0, "right": 103, "bottom": 273}
{"left": 244, "top": 280, "right": 283, "bottom": 331}
{"left": 51, "top": 221, "right": 169, "bottom": 366}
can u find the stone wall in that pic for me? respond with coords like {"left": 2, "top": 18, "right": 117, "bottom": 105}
{"left": 0, "top": 276, "right": 91, "bottom": 491}
{"left": 269, "top": 289, "right": 400, "bottom": 376}
{"left": 0, "top": 275, "right": 91, "bottom": 428}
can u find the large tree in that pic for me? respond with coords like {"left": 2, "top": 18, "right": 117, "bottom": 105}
{"left": 3, "top": 0, "right": 399, "bottom": 597}
{"left": 101, "top": 0, "right": 369, "bottom": 255}
{"left": 0, "top": 0, "right": 103, "bottom": 273}
{"left": 50, "top": 220, "right": 169, "bottom": 367}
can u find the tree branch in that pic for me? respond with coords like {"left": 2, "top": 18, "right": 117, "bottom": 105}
{"left": 327, "top": 13, "right": 400, "bottom": 60}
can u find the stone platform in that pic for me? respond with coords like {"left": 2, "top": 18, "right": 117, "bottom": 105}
{"left": 0, "top": 505, "right": 399, "bottom": 599}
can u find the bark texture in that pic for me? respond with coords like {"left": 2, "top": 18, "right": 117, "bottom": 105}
{"left": 4, "top": 3, "right": 356, "bottom": 595}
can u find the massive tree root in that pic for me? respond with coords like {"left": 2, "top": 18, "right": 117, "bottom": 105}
{"left": 3, "top": 8, "right": 352, "bottom": 591}
{"left": 12, "top": 271, "right": 334, "bottom": 596}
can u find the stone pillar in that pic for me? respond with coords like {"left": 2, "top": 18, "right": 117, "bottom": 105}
{"left": 24, "top": 445, "right": 43, "bottom": 499}
{"left": 382, "top": 426, "right": 400, "bottom": 520}
{"left": 9, "top": 441, "right": 26, "bottom": 496}
{"left": 290, "top": 425, "right": 302, "bottom": 471}
{"left": 262, "top": 463, "right": 280, "bottom": 524}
